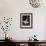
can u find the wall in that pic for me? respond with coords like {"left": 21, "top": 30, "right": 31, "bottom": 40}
{"left": 0, "top": 0, "right": 46, "bottom": 40}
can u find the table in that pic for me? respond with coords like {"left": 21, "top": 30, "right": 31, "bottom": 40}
{"left": 5, "top": 39, "right": 46, "bottom": 46}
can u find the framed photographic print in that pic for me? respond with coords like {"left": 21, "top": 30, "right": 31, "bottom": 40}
{"left": 20, "top": 13, "right": 33, "bottom": 29}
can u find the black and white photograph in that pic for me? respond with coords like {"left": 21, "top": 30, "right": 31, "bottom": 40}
{"left": 20, "top": 13, "right": 33, "bottom": 28}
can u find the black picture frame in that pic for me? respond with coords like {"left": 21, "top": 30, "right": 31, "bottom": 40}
{"left": 20, "top": 13, "right": 33, "bottom": 29}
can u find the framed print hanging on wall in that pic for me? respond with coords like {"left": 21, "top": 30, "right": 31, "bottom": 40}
{"left": 20, "top": 13, "right": 33, "bottom": 29}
